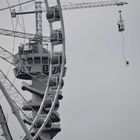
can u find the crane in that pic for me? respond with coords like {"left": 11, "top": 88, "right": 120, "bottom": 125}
{"left": 0, "top": 1, "right": 127, "bottom": 140}
{"left": 10, "top": 0, "right": 128, "bottom": 16}
{"left": 0, "top": 1, "right": 127, "bottom": 41}
{"left": 0, "top": 0, "right": 128, "bottom": 12}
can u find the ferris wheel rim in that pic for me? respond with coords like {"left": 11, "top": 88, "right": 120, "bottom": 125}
{"left": 0, "top": 0, "right": 66, "bottom": 139}
{"left": 30, "top": 0, "right": 66, "bottom": 139}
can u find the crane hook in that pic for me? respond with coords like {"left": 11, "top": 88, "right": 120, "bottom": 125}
{"left": 125, "top": 60, "right": 129, "bottom": 66}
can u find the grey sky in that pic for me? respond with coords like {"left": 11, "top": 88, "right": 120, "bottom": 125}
{"left": 0, "top": 0, "right": 140, "bottom": 140}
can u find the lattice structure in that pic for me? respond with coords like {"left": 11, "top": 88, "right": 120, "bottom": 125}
{"left": 0, "top": 0, "right": 127, "bottom": 140}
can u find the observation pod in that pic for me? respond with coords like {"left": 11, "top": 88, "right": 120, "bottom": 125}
{"left": 10, "top": 0, "right": 66, "bottom": 138}
{"left": 118, "top": 19, "right": 124, "bottom": 32}
{"left": 50, "top": 30, "right": 63, "bottom": 45}
{"left": 46, "top": 7, "right": 60, "bottom": 23}
{"left": 13, "top": 43, "right": 66, "bottom": 80}
{"left": 12, "top": 28, "right": 65, "bottom": 139}
{"left": 117, "top": 10, "right": 125, "bottom": 32}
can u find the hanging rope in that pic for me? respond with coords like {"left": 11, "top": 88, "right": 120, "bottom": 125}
{"left": 117, "top": 10, "right": 129, "bottom": 66}
{"left": 121, "top": 32, "right": 129, "bottom": 65}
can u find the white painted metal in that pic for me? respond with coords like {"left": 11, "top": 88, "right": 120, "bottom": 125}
{"left": 33, "top": 0, "right": 66, "bottom": 139}
{"left": 0, "top": 105, "right": 13, "bottom": 140}
{"left": 0, "top": 80, "right": 33, "bottom": 140}
{"left": 0, "top": 28, "right": 50, "bottom": 41}
{"left": 0, "top": 70, "right": 37, "bottom": 121}
{"left": 35, "top": 1, "right": 43, "bottom": 39}
{"left": 29, "top": 0, "right": 57, "bottom": 137}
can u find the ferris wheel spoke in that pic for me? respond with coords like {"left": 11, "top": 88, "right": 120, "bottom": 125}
{"left": 0, "top": 0, "right": 35, "bottom": 12}
{"left": 0, "top": 28, "right": 50, "bottom": 41}
{"left": 0, "top": 70, "right": 37, "bottom": 113}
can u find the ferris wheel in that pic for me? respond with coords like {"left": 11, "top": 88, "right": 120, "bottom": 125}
{"left": 0, "top": 0, "right": 127, "bottom": 140}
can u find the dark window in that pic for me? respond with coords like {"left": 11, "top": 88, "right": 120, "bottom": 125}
{"left": 60, "top": 55, "right": 66, "bottom": 64}
{"left": 27, "top": 57, "right": 33, "bottom": 64}
{"left": 52, "top": 55, "right": 59, "bottom": 65}
{"left": 47, "top": 10, "right": 54, "bottom": 19}
{"left": 59, "top": 32, "right": 62, "bottom": 40}
{"left": 55, "top": 9, "right": 60, "bottom": 18}
{"left": 42, "top": 57, "right": 48, "bottom": 64}
{"left": 60, "top": 55, "right": 62, "bottom": 64}
{"left": 34, "top": 57, "right": 40, "bottom": 64}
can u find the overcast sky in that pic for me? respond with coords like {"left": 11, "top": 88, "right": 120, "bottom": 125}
{"left": 0, "top": 0, "right": 140, "bottom": 140}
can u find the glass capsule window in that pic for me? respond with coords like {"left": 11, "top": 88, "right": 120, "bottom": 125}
{"left": 47, "top": 8, "right": 60, "bottom": 20}
{"left": 42, "top": 57, "right": 48, "bottom": 64}
{"left": 58, "top": 32, "right": 62, "bottom": 40}
{"left": 50, "top": 30, "right": 62, "bottom": 43}
{"left": 54, "top": 9, "right": 60, "bottom": 18}
{"left": 52, "top": 55, "right": 59, "bottom": 65}
{"left": 34, "top": 57, "right": 40, "bottom": 64}
{"left": 47, "top": 10, "right": 53, "bottom": 19}
{"left": 59, "top": 55, "right": 62, "bottom": 64}
{"left": 27, "top": 57, "right": 33, "bottom": 64}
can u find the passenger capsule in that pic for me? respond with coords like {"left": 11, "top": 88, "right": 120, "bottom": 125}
{"left": 50, "top": 30, "right": 63, "bottom": 45}
{"left": 117, "top": 10, "right": 125, "bottom": 32}
{"left": 46, "top": 7, "right": 60, "bottom": 22}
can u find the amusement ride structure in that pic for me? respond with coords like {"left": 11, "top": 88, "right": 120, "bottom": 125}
{"left": 0, "top": 0, "right": 127, "bottom": 140}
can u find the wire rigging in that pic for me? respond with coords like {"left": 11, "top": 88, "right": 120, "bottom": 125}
{"left": 0, "top": 0, "right": 26, "bottom": 100}
{"left": 121, "top": 32, "right": 129, "bottom": 65}
{"left": 0, "top": 0, "right": 17, "bottom": 101}
{"left": 0, "top": 0, "right": 35, "bottom": 11}
{"left": 117, "top": 10, "right": 129, "bottom": 66}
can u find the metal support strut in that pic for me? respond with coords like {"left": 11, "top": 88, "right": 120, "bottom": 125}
{"left": 0, "top": 80, "right": 33, "bottom": 140}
